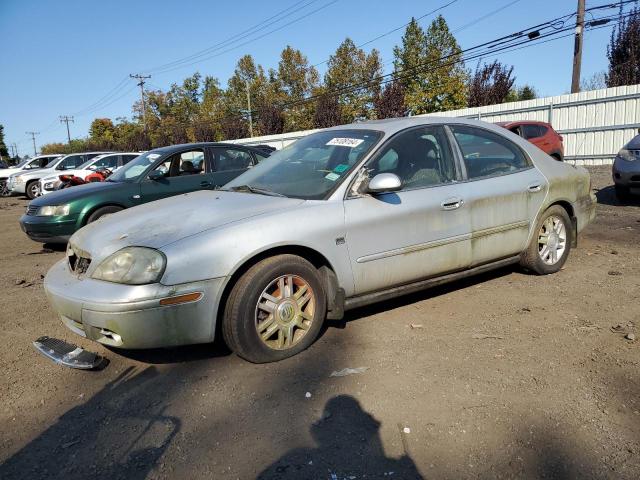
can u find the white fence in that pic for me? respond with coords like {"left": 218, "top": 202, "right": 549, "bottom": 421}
{"left": 229, "top": 84, "right": 640, "bottom": 165}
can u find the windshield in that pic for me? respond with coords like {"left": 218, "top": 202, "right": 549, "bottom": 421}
{"left": 224, "top": 129, "right": 382, "bottom": 200}
{"left": 45, "top": 157, "right": 61, "bottom": 168}
{"left": 108, "top": 151, "right": 163, "bottom": 183}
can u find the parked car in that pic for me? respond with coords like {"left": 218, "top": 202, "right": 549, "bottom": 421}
{"left": 39, "top": 152, "right": 141, "bottom": 195}
{"left": 496, "top": 121, "right": 564, "bottom": 161}
{"left": 612, "top": 133, "right": 640, "bottom": 200}
{"left": 0, "top": 154, "right": 63, "bottom": 196}
{"left": 8, "top": 152, "right": 110, "bottom": 199}
{"left": 20, "top": 142, "right": 269, "bottom": 243}
{"left": 42, "top": 117, "right": 596, "bottom": 363}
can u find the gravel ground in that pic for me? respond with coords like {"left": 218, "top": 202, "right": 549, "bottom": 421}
{"left": 0, "top": 166, "right": 638, "bottom": 480}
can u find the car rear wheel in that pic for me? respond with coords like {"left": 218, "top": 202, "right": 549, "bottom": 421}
{"left": 26, "top": 180, "right": 40, "bottom": 199}
{"left": 520, "top": 205, "right": 572, "bottom": 274}
{"left": 222, "top": 254, "right": 326, "bottom": 363}
{"left": 86, "top": 205, "right": 123, "bottom": 224}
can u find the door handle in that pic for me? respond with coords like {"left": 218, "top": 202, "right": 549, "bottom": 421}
{"left": 528, "top": 184, "right": 542, "bottom": 193}
{"left": 200, "top": 181, "right": 212, "bottom": 187}
{"left": 441, "top": 197, "right": 463, "bottom": 210}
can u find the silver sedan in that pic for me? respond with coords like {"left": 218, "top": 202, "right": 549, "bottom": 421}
{"left": 44, "top": 117, "right": 596, "bottom": 363}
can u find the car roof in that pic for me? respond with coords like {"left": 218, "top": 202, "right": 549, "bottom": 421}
{"left": 149, "top": 142, "right": 268, "bottom": 154}
{"left": 495, "top": 120, "right": 550, "bottom": 127}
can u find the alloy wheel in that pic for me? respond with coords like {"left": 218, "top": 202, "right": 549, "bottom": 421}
{"left": 537, "top": 215, "right": 567, "bottom": 265}
{"left": 255, "top": 274, "right": 315, "bottom": 350}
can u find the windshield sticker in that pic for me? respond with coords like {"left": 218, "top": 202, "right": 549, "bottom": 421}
{"left": 325, "top": 172, "right": 340, "bottom": 181}
{"left": 333, "top": 164, "right": 349, "bottom": 173}
{"left": 326, "top": 137, "right": 364, "bottom": 148}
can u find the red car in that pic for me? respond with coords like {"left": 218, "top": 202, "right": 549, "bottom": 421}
{"left": 496, "top": 121, "right": 564, "bottom": 161}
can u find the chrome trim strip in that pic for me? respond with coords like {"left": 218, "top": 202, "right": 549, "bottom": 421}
{"left": 355, "top": 220, "right": 529, "bottom": 264}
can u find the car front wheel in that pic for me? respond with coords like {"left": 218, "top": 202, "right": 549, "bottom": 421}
{"left": 520, "top": 205, "right": 572, "bottom": 274}
{"left": 222, "top": 254, "right": 327, "bottom": 363}
{"left": 26, "top": 180, "right": 40, "bottom": 199}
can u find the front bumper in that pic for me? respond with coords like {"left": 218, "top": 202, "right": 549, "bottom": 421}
{"left": 612, "top": 158, "right": 640, "bottom": 190}
{"left": 19, "top": 214, "right": 79, "bottom": 243}
{"left": 44, "top": 259, "right": 225, "bottom": 349}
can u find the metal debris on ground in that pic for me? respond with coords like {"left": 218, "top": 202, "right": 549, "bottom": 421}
{"left": 626, "top": 333, "right": 636, "bottom": 341}
{"left": 608, "top": 270, "right": 622, "bottom": 276}
{"left": 472, "top": 333, "right": 504, "bottom": 340}
{"left": 305, "top": 391, "right": 312, "bottom": 398}
{"left": 33, "top": 336, "right": 106, "bottom": 370}
{"left": 410, "top": 323, "right": 424, "bottom": 329}
{"left": 330, "top": 367, "right": 369, "bottom": 377}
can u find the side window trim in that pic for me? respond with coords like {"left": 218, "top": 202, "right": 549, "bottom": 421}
{"left": 446, "top": 123, "right": 534, "bottom": 182}
{"left": 365, "top": 125, "right": 458, "bottom": 193}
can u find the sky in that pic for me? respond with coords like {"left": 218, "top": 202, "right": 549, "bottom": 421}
{"left": 0, "top": 0, "right": 624, "bottom": 155}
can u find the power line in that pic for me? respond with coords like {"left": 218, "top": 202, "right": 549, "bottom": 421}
{"left": 150, "top": 0, "right": 340, "bottom": 76}
{"left": 144, "top": 0, "right": 320, "bottom": 74}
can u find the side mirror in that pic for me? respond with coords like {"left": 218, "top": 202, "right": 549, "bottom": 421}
{"left": 148, "top": 170, "right": 164, "bottom": 181}
{"left": 366, "top": 173, "right": 402, "bottom": 194}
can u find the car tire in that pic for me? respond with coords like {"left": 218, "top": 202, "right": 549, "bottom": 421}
{"left": 520, "top": 205, "right": 572, "bottom": 275}
{"left": 222, "top": 254, "right": 327, "bottom": 363}
{"left": 86, "top": 205, "right": 123, "bottom": 223}
{"left": 615, "top": 185, "right": 630, "bottom": 201}
{"left": 26, "top": 180, "right": 40, "bottom": 199}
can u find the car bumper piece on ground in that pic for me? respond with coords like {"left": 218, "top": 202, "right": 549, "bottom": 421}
{"left": 44, "top": 259, "right": 225, "bottom": 349}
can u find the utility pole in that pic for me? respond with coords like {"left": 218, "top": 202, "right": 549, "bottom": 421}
{"left": 11, "top": 143, "right": 18, "bottom": 159}
{"left": 245, "top": 81, "right": 254, "bottom": 138}
{"left": 26, "top": 131, "right": 39, "bottom": 156}
{"left": 59, "top": 115, "right": 74, "bottom": 143}
{"left": 130, "top": 74, "right": 151, "bottom": 133}
{"left": 571, "top": 0, "right": 585, "bottom": 93}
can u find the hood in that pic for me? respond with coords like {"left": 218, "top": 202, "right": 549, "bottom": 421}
{"left": 70, "top": 190, "right": 305, "bottom": 256}
{"left": 30, "top": 180, "right": 125, "bottom": 206}
{"left": 626, "top": 134, "right": 640, "bottom": 150}
{"left": 1, "top": 167, "right": 28, "bottom": 177}
{"left": 12, "top": 167, "right": 55, "bottom": 180}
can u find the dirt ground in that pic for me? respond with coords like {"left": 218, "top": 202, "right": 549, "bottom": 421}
{"left": 0, "top": 166, "right": 638, "bottom": 480}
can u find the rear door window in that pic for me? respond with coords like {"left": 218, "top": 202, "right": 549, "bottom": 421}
{"left": 213, "top": 148, "right": 254, "bottom": 171}
{"left": 450, "top": 125, "right": 529, "bottom": 180}
{"left": 522, "top": 125, "right": 541, "bottom": 139}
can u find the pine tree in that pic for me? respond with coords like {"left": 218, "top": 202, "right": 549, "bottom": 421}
{"left": 325, "top": 38, "right": 382, "bottom": 122}
{"left": 606, "top": 7, "right": 640, "bottom": 87}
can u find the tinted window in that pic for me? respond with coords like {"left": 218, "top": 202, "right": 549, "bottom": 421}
{"left": 214, "top": 149, "right": 253, "bottom": 171}
{"left": 92, "top": 155, "right": 118, "bottom": 169}
{"left": 367, "top": 126, "right": 456, "bottom": 190}
{"left": 451, "top": 125, "right": 529, "bottom": 179}
{"left": 122, "top": 154, "right": 138, "bottom": 165}
{"left": 522, "top": 124, "right": 541, "bottom": 139}
{"left": 538, "top": 125, "right": 548, "bottom": 136}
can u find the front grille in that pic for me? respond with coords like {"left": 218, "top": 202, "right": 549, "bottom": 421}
{"left": 68, "top": 253, "right": 91, "bottom": 274}
{"left": 26, "top": 205, "right": 38, "bottom": 216}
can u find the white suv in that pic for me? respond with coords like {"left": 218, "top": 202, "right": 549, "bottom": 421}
{"left": 0, "top": 155, "right": 62, "bottom": 196}
{"left": 39, "top": 152, "right": 140, "bottom": 195}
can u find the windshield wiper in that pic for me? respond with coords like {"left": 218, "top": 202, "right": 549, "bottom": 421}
{"left": 227, "top": 184, "right": 287, "bottom": 197}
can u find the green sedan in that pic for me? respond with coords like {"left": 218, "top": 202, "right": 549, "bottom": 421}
{"left": 19, "top": 142, "right": 268, "bottom": 243}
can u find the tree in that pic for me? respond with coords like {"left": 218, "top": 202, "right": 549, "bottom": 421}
{"left": 374, "top": 80, "right": 406, "bottom": 119}
{"left": 256, "top": 105, "right": 285, "bottom": 135}
{"left": 0, "top": 124, "right": 9, "bottom": 159}
{"left": 324, "top": 38, "right": 383, "bottom": 122}
{"left": 313, "top": 90, "right": 343, "bottom": 128}
{"left": 274, "top": 46, "right": 319, "bottom": 131}
{"left": 88, "top": 118, "right": 116, "bottom": 149}
{"left": 580, "top": 71, "right": 607, "bottom": 91}
{"left": 393, "top": 16, "right": 467, "bottom": 114}
{"left": 505, "top": 85, "right": 537, "bottom": 103}
{"left": 606, "top": 7, "right": 640, "bottom": 87}
{"left": 467, "top": 61, "right": 515, "bottom": 107}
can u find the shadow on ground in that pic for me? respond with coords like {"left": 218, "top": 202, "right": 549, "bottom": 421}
{"left": 595, "top": 185, "right": 640, "bottom": 207}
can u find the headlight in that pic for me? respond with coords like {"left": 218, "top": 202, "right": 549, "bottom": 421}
{"left": 37, "top": 204, "right": 70, "bottom": 216}
{"left": 92, "top": 247, "right": 166, "bottom": 285}
{"left": 618, "top": 148, "right": 639, "bottom": 162}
